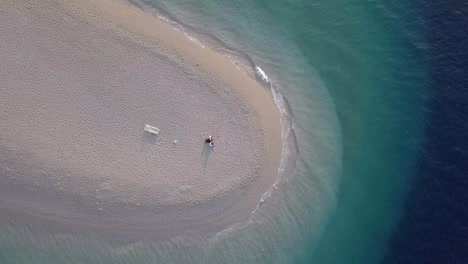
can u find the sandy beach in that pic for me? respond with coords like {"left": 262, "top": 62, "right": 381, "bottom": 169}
{"left": 0, "top": 0, "right": 282, "bottom": 237}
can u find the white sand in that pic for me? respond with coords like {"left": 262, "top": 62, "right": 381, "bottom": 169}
{"left": 0, "top": 0, "right": 282, "bottom": 236}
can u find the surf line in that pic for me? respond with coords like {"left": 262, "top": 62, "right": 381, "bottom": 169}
{"left": 214, "top": 66, "right": 295, "bottom": 240}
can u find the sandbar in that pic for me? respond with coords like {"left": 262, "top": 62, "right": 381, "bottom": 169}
{"left": 0, "top": 0, "right": 282, "bottom": 237}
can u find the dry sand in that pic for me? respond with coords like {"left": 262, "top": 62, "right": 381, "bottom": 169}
{"left": 0, "top": 0, "right": 282, "bottom": 236}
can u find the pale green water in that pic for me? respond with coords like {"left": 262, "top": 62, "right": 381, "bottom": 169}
{"left": 0, "top": 0, "right": 429, "bottom": 263}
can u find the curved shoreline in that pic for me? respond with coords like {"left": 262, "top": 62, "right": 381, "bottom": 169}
{"left": 0, "top": 0, "right": 287, "bottom": 237}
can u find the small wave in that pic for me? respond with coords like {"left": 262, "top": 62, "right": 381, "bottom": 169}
{"left": 152, "top": 13, "right": 205, "bottom": 48}
{"left": 251, "top": 186, "right": 275, "bottom": 215}
{"left": 151, "top": 6, "right": 258, "bottom": 78}
{"left": 255, "top": 66, "right": 271, "bottom": 83}
{"left": 221, "top": 51, "right": 252, "bottom": 76}
{"left": 255, "top": 66, "right": 291, "bottom": 172}
{"left": 183, "top": 32, "right": 206, "bottom": 48}
{"left": 214, "top": 66, "right": 296, "bottom": 239}
{"left": 250, "top": 65, "right": 295, "bottom": 215}
{"left": 214, "top": 218, "right": 254, "bottom": 240}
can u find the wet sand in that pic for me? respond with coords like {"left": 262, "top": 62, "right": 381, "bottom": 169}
{"left": 0, "top": 0, "right": 282, "bottom": 237}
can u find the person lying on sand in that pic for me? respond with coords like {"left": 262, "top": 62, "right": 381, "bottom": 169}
{"left": 205, "top": 135, "right": 214, "bottom": 147}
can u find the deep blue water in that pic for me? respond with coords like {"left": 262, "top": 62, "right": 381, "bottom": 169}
{"left": 383, "top": 2, "right": 468, "bottom": 264}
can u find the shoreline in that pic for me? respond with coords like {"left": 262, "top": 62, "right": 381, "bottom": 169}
{"left": 0, "top": 0, "right": 284, "bottom": 237}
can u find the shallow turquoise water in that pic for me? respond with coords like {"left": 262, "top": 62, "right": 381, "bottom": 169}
{"left": 0, "top": 0, "right": 431, "bottom": 263}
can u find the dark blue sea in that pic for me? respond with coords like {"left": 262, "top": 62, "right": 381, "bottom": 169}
{"left": 382, "top": 2, "right": 468, "bottom": 264}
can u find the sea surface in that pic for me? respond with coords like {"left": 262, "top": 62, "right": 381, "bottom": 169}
{"left": 1, "top": 0, "right": 466, "bottom": 263}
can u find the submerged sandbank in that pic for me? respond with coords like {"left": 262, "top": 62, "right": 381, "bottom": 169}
{"left": 0, "top": 0, "right": 282, "bottom": 236}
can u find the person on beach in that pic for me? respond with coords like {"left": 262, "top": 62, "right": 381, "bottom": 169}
{"left": 205, "top": 135, "right": 214, "bottom": 147}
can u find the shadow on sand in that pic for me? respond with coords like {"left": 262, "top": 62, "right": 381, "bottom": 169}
{"left": 142, "top": 131, "right": 158, "bottom": 145}
{"left": 202, "top": 142, "right": 213, "bottom": 170}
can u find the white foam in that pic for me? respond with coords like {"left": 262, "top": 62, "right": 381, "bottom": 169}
{"left": 255, "top": 66, "right": 270, "bottom": 83}
{"left": 252, "top": 65, "right": 293, "bottom": 212}
{"left": 223, "top": 52, "right": 251, "bottom": 76}
{"left": 212, "top": 66, "right": 295, "bottom": 240}
{"left": 214, "top": 218, "right": 254, "bottom": 239}
{"left": 154, "top": 10, "right": 259, "bottom": 78}
{"left": 183, "top": 32, "right": 206, "bottom": 48}
{"left": 153, "top": 13, "right": 205, "bottom": 48}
